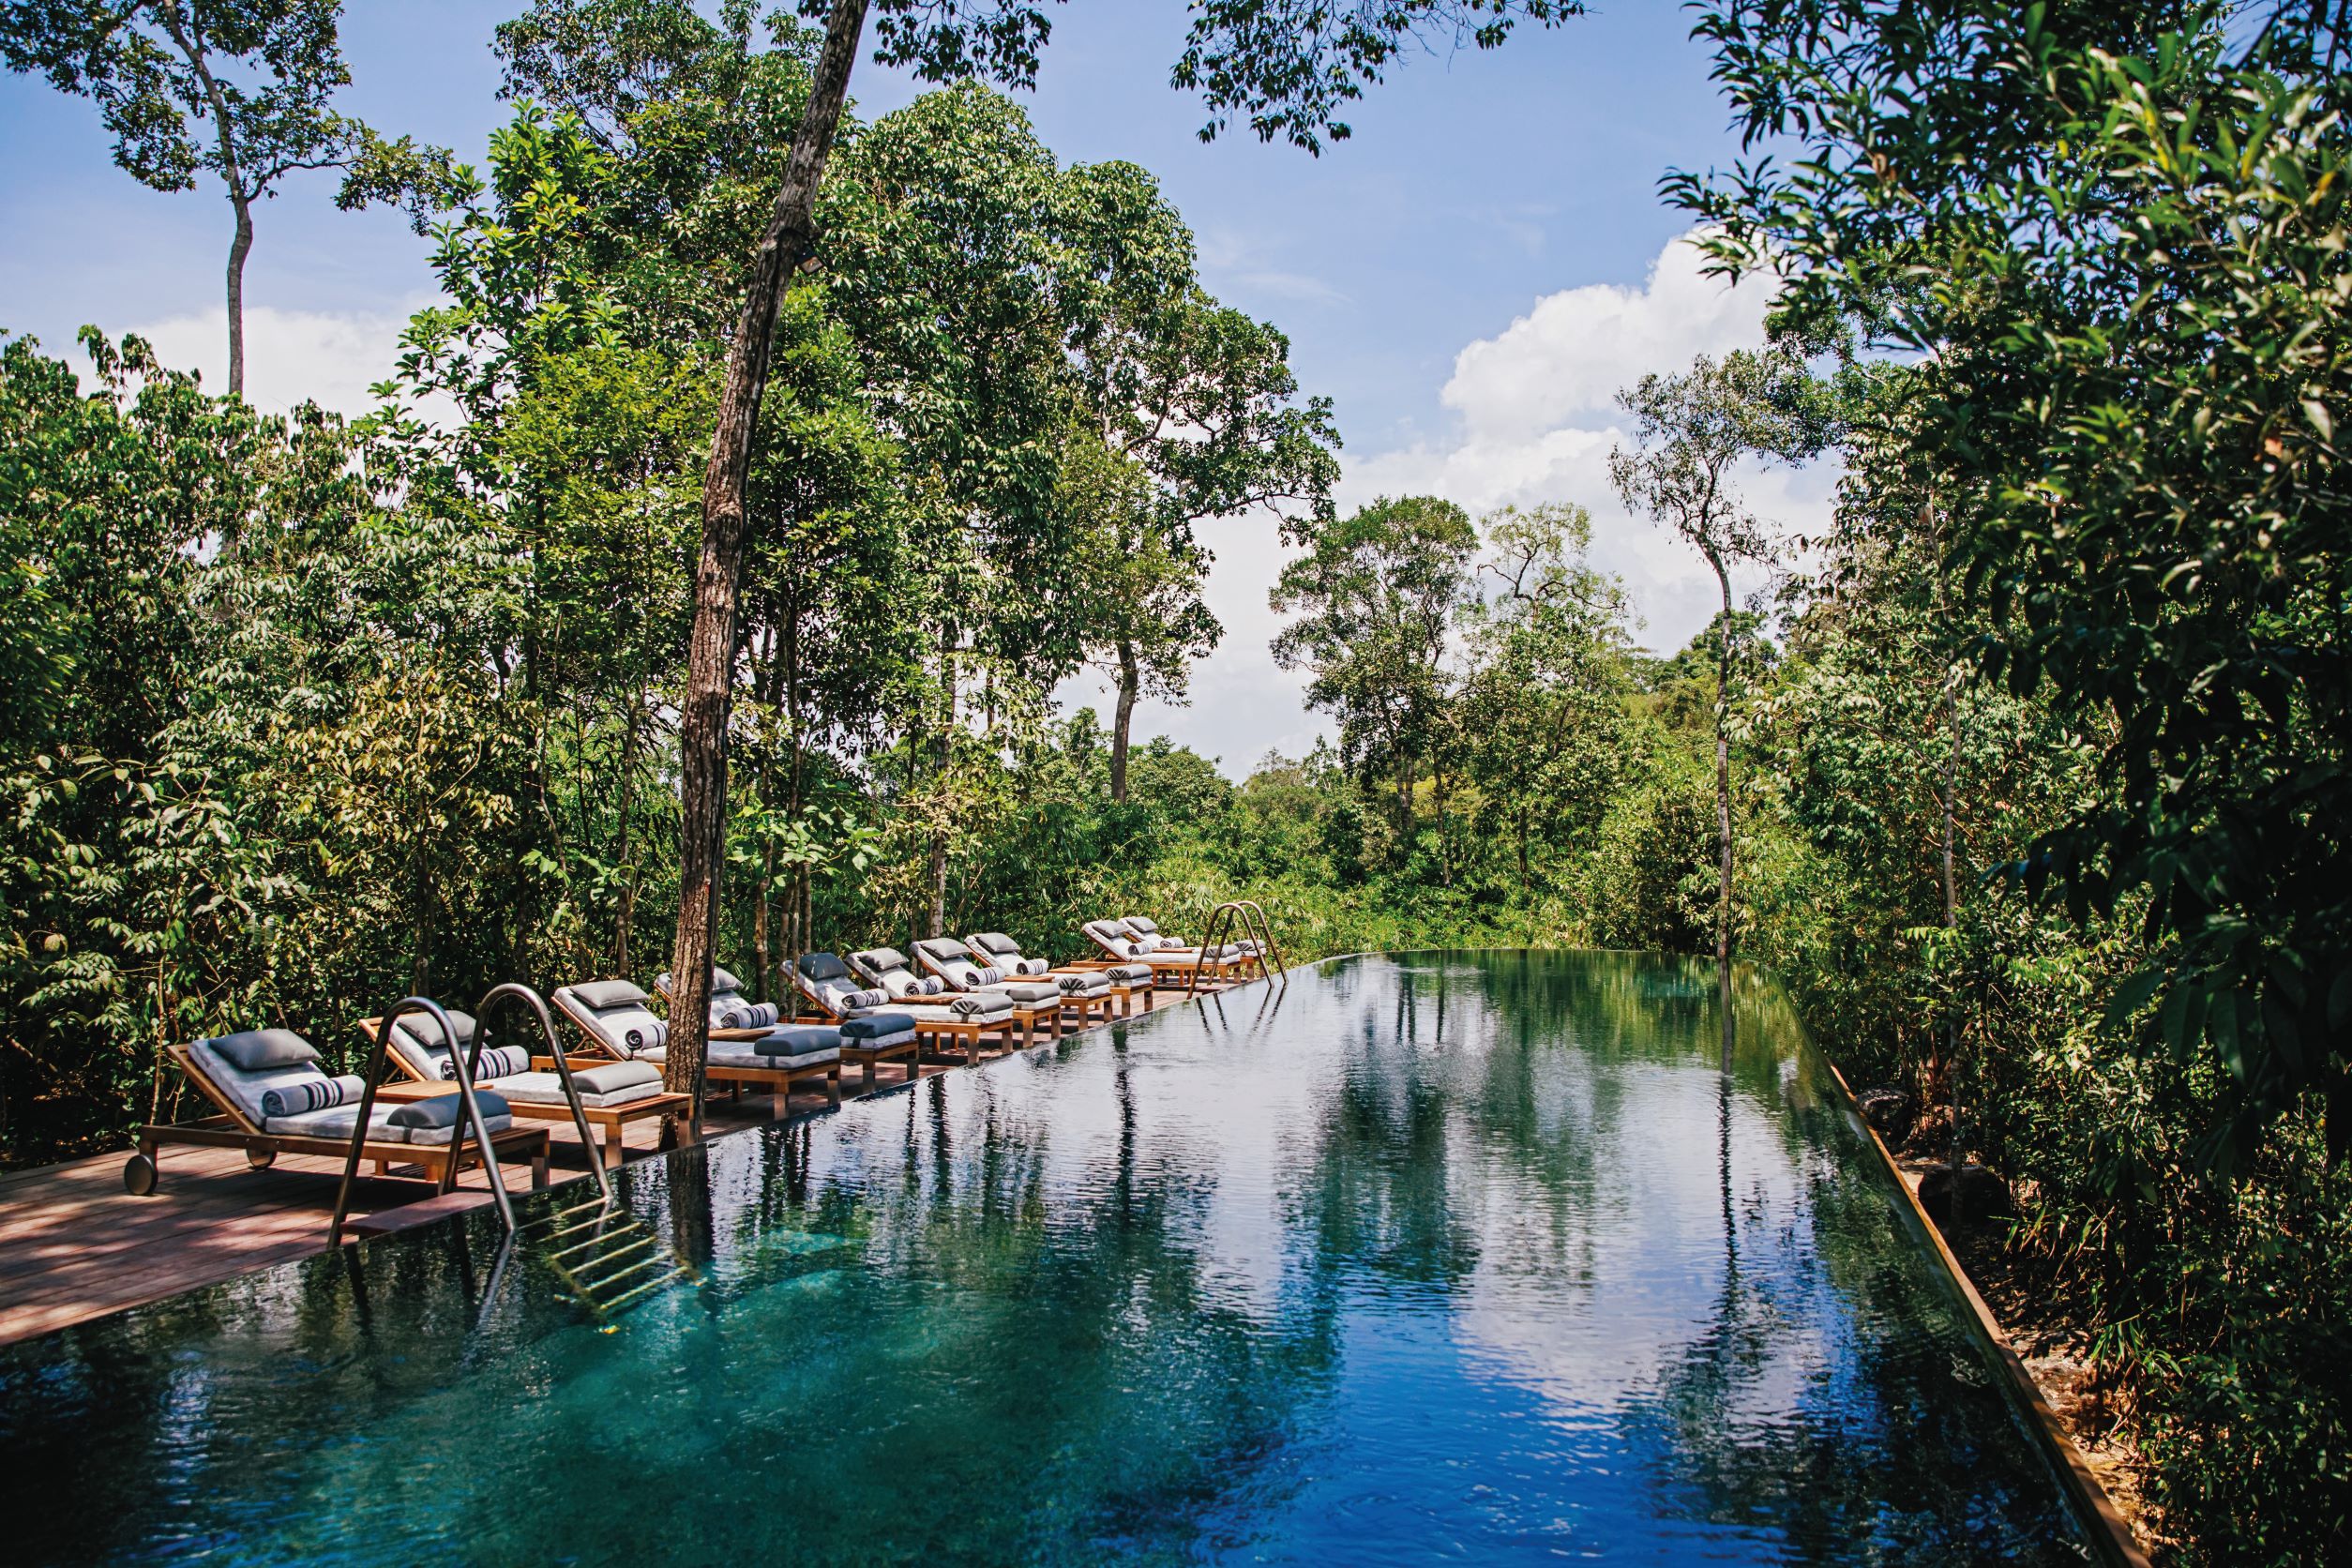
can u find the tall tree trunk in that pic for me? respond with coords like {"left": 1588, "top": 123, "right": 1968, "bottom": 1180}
{"left": 225, "top": 195, "right": 251, "bottom": 398}
{"left": 927, "top": 630, "right": 955, "bottom": 938}
{"left": 1710, "top": 553, "right": 1736, "bottom": 1073}
{"left": 166, "top": 15, "right": 253, "bottom": 398}
{"left": 665, "top": 0, "right": 869, "bottom": 1114}
{"left": 1931, "top": 501, "right": 1967, "bottom": 1187}
{"left": 1110, "top": 638, "right": 1139, "bottom": 802}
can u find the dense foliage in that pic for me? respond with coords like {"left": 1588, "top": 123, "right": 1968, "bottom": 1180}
{"left": 6, "top": 0, "right": 2350, "bottom": 1560}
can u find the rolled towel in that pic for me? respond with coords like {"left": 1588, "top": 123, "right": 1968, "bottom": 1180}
{"left": 1012, "top": 957, "right": 1051, "bottom": 976}
{"left": 956, "top": 965, "right": 1005, "bottom": 988}
{"left": 718, "top": 1001, "right": 780, "bottom": 1030}
{"left": 389, "top": 1089, "right": 512, "bottom": 1130}
{"left": 949, "top": 991, "right": 1013, "bottom": 1018}
{"left": 261, "top": 1074, "right": 363, "bottom": 1119}
{"left": 439, "top": 1046, "right": 530, "bottom": 1082}
{"left": 837, "top": 987, "right": 889, "bottom": 1012}
{"left": 620, "top": 1018, "right": 668, "bottom": 1054}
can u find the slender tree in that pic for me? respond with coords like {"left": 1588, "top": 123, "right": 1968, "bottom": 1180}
{"left": 1610, "top": 348, "right": 1833, "bottom": 1067}
{"left": 664, "top": 0, "right": 869, "bottom": 1113}
{"left": 0, "top": 1, "right": 459, "bottom": 397}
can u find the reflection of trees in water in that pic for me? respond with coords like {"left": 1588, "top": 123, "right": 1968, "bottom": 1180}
{"left": 1616, "top": 1077, "right": 2077, "bottom": 1564}
{"left": 722, "top": 1041, "right": 1347, "bottom": 1562}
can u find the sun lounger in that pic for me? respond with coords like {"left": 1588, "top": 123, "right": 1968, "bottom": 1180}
{"left": 366, "top": 1007, "right": 689, "bottom": 1170}
{"left": 126, "top": 1028, "right": 548, "bottom": 1196}
{"left": 784, "top": 953, "right": 927, "bottom": 1087}
{"left": 963, "top": 930, "right": 1144, "bottom": 1018}
{"left": 848, "top": 945, "right": 1054, "bottom": 1055}
{"left": 1080, "top": 917, "right": 1257, "bottom": 983}
{"left": 554, "top": 975, "right": 841, "bottom": 1112}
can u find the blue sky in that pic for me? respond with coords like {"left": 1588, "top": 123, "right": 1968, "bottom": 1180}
{"left": 0, "top": 1, "right": 1831, "bottom": 776}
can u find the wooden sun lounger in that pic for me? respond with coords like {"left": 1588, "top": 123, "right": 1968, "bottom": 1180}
{"left": 127, "top": 1043, "right": 550, "bottom": 1197}
{"left": 711, "top": 1018, "right": 921, "bottom": 1091}
{"left": 552, "top": 994, "right": 843, "bottom": 1112}
{"left": 360, "top": 1017, "right": 695, "bottom": 1170}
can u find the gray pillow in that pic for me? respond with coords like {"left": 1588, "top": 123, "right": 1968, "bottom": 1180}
{"left": 855, "top": 947, "right": 909, "bottom": 977}
{"left": 753, "top": 1026, "right": 842, "bottom": 1059}
{"left": 711, "top": 965, "right": 744, "bottom": 994}
{"left": 797, "top": 952, "right": 851, "bottom": 983}
{"left": 568, "top": 978, "right": 647, "bottom": 1010}
{"left": 970, "top": 932, "right": 1019, "bottom": 957}
{"left": 210, "top": 1029, "right": 319, "bottom": 1072}
{"left": 571, "top": 1061, "right": 661, "bottom": 1095}
{"left": 394, "top": 1007, "right": 476, "bottom": 1054}
{"left": 389, "top": 1090, "right": 512, "bottom": 1130}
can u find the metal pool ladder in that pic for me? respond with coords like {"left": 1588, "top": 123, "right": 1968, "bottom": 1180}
{"left": 1187, "top": 901, "right": 1285, "bottom": 998}
{"left": 519, "top": 1194, "right": 695, "bottom": 1321}
{"left": 326, "top": 985, "right": 696, "bottom": 1320}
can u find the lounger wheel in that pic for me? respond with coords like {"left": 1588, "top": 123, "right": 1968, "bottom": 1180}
{"left": 245, "top": 1147, "right": 278, "bottom": 1171}
{"left": 123, "top": 1153, "right": 158, "bottom": 1196}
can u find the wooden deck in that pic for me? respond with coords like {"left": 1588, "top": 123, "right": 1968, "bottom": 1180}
{"left": 0, "top": 984, "right": 1229, "bottom": 1348}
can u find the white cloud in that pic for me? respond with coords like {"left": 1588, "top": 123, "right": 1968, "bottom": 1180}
{"left": 1340, "top": 229, "right": 1837, "bottom": 658}
{"left": 108, "top": 302, "right": 424, "bottom": 420}
{"left": 1131, "top": 228, "right": 1842, "bottom": 776}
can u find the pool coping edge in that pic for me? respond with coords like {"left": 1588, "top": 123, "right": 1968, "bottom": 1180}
{"left": 1821, "top": 1057, "right": 2152, "bottom": 1568}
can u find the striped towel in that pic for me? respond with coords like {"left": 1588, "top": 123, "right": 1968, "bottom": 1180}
{"left": 719, "top": 1001, "right": 780, "bottom": 1029}
{"left": 261, "top": 1074, "right": 363, "bottom": 1119}
{"left": 440, "top": 1046, "right": 529, "bottom": 1082}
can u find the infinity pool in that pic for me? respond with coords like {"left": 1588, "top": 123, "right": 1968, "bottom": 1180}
{"left": 1, "top": 952, "right": 2092, "bottom": 1564}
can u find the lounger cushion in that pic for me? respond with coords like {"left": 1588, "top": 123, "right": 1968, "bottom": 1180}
{"left": 390, "top": 1090, "right": 512, "bottom": 1129}
{"left": 708, "top": 1041, "right": 837, "bottom": 1070}
{"left": 259, "top": 1073, "right": 362, "bottom": 1119}
{"left": 493, "top": 1061, "right": 666, "bottom": 1108}
{"left": 563, "top": 984, "right": 670, "bottom": 1058}
{"left": 1055, "top": 971, "right": 1112, "bottom": 996}
{"left": 406, "top": 1113, "right": 515, "bottom": 1147}
{"left": 797, "top": 952, "right": 852, "bottom": 983}
{"left": 752, "top": 1025, "right": 842, "bottom": 1059}
{"left": 264, "top": 1102, "right": 411, "bottom": 1140}
{"left": 949, "top": 991, "right": 1017, "bottom": 1019}
{"left": 189, "top": 1036, "right": 346, "bottom": 1130}
{"left": 211, "top": 1029, "right": 319, "bottom": 1073}
{"left": 568, "top": 978, "right": 648, "bottom": 1010}
{"left": 1107, "top": 962, "right": 1153, "bottom": 986}
{"left": 386, "top": 1092, "right": 517, "bottom": 1146}
{"left": 838, "top": 1012, "right": 917, "bottom": 1042}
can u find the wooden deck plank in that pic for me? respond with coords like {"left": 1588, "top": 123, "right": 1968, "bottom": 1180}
{"left": 0, "top": 982, "right": 1232, "bottom": 1347}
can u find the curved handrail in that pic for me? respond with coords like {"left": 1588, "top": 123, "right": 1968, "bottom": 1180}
{"left": 475, "top": 981, "right": 611, "bottom": 1207}
{"left": 1187, "top": 902, "right": 1278, "bottom": 998}
{"left": 329, "top": 995, "right": 516, "bottom": 1246}
{"left": 1234, "top": 899, "right": 1286, "bottom": 983}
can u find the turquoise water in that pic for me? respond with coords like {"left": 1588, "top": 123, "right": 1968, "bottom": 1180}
{"left": 2, "top": 952, "right": 2092, "bottom": 1564}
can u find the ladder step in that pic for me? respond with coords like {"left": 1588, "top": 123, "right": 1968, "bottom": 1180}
{"left": 548, "top": 1224, "right": 649, "bottom": 1264}
{"left": 597, "top": 1267, "right": 692, "bottom": 1315}
{"left": 567, "top": 1236, "right": 660, "bottom": 1282}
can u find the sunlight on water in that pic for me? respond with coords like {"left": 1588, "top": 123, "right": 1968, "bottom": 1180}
{"left": 0, "top": 953, "right": 2092, "bottom": 1565}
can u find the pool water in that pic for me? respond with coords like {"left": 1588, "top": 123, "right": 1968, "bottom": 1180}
{"left": 1, "top": 952, "right": 2094, "bottom": 1564}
